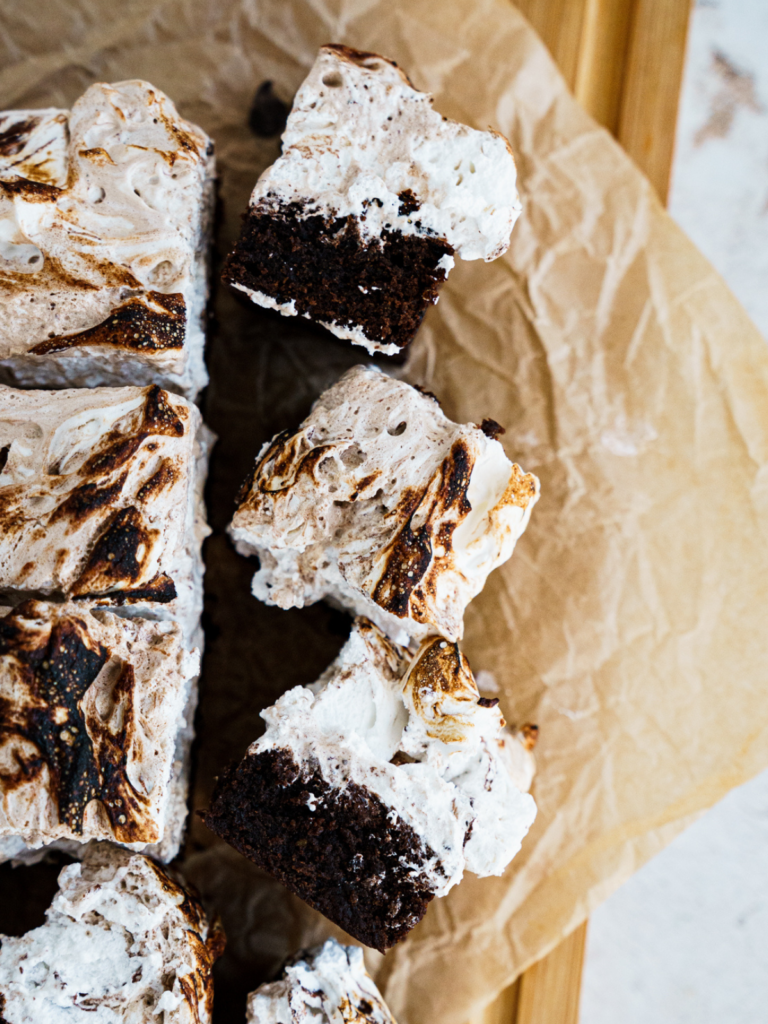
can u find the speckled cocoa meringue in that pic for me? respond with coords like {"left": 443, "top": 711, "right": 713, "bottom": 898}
{"left": 0, "top": 80, "right": 215, "bottom": 399}
{"left": 223, "top": 45, "right": 521, "bottom": 355}
{"left": 0, "top": 383, "right": 213, "bottom": 649}
{"left": 250, "top": 46, "right": 520, "bottom": 259}
{"left": 229, "top": 365, "right": 539, "bottom": 644}
{"left": 246, "top": 939, "right": 394, "bottom": 1023}
{"left": 204, "top": 617, "right": 537, "bottom": 951}
{"left": 0, "top": 844, "right": 225, "bottom": 1023}
{"left": 0, "top": 601, "right": 199, "bottom": 864}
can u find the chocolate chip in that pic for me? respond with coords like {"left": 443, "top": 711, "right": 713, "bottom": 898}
{"left": 397, "top": 188, "right": 421, "bottom": 216}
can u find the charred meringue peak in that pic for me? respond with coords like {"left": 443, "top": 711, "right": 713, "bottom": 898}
{"left": 230, "top": 365, "right": 539, "bottom": 644}
{"left": 0, "top": 382, "right": 212, "bottom": 649}
{"left": 0, "top": 601, "right": 199, "bottom": 864}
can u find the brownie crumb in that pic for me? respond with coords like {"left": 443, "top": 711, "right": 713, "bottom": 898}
{"left": 202, "top": 748, "right": 437, "bottom": 951}
{"left": 397, "top": 188, "right": 421, "bottom": 215}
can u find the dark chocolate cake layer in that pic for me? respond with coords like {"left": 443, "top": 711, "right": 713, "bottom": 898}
{"left": 223, "top": 204, "right": 453, "bottom": 353}
{"left": 203, "top": 747, "right": 436, "bottom": 952}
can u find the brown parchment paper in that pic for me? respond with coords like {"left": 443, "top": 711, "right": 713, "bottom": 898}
{"left": 3, "top": 0, "right": 768, "bottom": 1021}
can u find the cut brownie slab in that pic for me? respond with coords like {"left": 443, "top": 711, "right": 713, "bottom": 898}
{"left": 0, "top": 383, "right": 212, "bottom": 648}
{"left": 203, "top": 618, "right": 537, "bottom": 951}
{"left": 247, "top": 939, "right": 394, "bottom": 1023}
{"left": 229, "top": 365, "right": 538, "bottom": 644}
{"left": 0, "top": 844, "right": 224, "bottom": 1022}
{"left": 0, "top": 80, "right": 215, "bottom": 399}
{"left": 0, "top": 601, "right": 197, "bottom": 863}
{"left": 223, "top": 45, "right": 521, "bottom": 355}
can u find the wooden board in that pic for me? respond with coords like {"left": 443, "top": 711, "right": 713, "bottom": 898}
{"left": 617, "top": 0, "right": 693, "bottom": 203}
{"left": 465, "top": 2, "right": 693, "bottom": 1022}
{"left": 468, "top": 923, "right": 587, "bottom": 1024}
{"left": 515, "top": 923, "right": 589, "bottom": 1024}
{"left": 515, "top": 0, "right": 692, "bottom": 202}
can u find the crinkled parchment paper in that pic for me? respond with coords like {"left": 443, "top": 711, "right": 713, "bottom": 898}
{"left": 3, "top": 1, "right": 768, "bottom": 1021}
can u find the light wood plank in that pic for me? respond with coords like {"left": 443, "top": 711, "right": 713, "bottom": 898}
{"left": 515, "top": 922, "right": 588, "bottom": 1024}
{"left": 514, "top": 0, "right": 693, "bottom": 202}
{"left": 512, "top": 0, "right": 590, "bottom": 90}
{"left": 466, "top": 923, "right": 587, "bottom": 1024}
{"left": 617, "top": 0, "right": 692, "bottom": 203}
{"left": 467, "top": 977, "right": 520, "bottom": 1024}
{"left": 572, "top": 0, "right": 635, "bottom": 132}
{"left": 514, "top": 0, "right": 632, "bottom": 129}
{"left": 461, "top": 5, "right": 693, "bottom": 1023}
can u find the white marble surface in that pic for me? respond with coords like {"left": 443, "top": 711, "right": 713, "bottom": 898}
{"left": 668, "top": 0, "right": 768, "bottom": 339}
{"left": 581, "top": 770, "right": 768, "bottom": 1023}
{"left": 581, "top": 2, "right": 768, "bottom": 1020}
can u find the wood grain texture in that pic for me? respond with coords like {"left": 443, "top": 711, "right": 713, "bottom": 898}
{"left": 514, "top": 0, "right": 693, "bottom": 200}
{"left": 468, "top": 978, "right": 521, "bottom": 1024}
{"left": 509, "top": 0, "right": 590, "bottom": 89}
{"left": 573, "top": 0, "right": 635, "bottom": 132}
{"left": 515, "top": 923, "right": 589, "bottom": 1024}
{"left": 462, "top": 4, "right": 693, "bottom": 1022}
{"left": 468, "top": 924, "right": 587, "bottom": 1024}
{"left": 617, "top": 0, "right": 693, "bottom": 203}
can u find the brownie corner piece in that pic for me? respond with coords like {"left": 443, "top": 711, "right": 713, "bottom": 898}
{"left": 223, "top": 44, "right": 521, "bottom": 355}
{"left": 203, "top": 747, "right": 434, "bottom": 952}
{"left": 0, "top": 381, "right": 210, "bottom": 648}
{"left": 202, "top": 618, "right": 538, "bottom": 950}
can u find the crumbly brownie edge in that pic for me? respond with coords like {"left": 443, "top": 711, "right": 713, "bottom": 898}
{"left": 202, "top": 747, "right": 437, "bottom": 951}
{"left": 221, "top": 203, "right": 454, "bottom": 352}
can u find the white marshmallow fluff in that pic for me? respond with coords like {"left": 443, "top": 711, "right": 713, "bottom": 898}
{"left": 251, "top": 45, "right": 521, "bottom": 261}
{"left": 252, "top": 618, "right": 537, "bottom": 897}
{"left": 247, "top": 939, "right": 395, "bottom": 1024}
{"left": 0, "top": 845, "right": 220, "bottom": 1023}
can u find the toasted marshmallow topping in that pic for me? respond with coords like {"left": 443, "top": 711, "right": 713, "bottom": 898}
{"left": 253, "top": 618, "right": 537, "bottom": 896}
{"left": 0, "top": 82, "right": 214, "bottom": 397}
{"left": 0, "top": 383, "right": 210, "bottom": 644}
{"left": 247, "top": 939, "right": 394, "bottom": 1024}
{"left": 230, "top": 365, "right": 539, "bottom": 643}
{"left": 0, "top": 601, "right": 197, "bottom": 858}
{"left": 251, "top": 45, "right": 521, "bottom": 261}
{"left": 0, "top": 845, "right": 223, "bottom": 1023}
{"left": 0, "top": 109, "right": 69, "bottom": 188}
